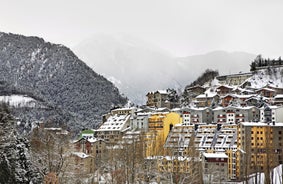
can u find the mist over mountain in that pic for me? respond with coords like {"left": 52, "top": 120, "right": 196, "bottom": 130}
{"left": 0, "top": 32, "right": 127, "bottom": 129}
{"left": 73, "top": 34, "right": 256, "bottom": 104}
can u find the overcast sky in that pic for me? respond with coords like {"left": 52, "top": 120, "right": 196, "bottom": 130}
{"left": 0, "top": 0, "right": 282, "bottom": 57}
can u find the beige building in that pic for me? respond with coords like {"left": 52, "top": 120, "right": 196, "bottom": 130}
{"left": 236, "top": 122, "right": 283, "bottom": 181}
{"left": 95, "top": 113, "right": 131, "bottom": 144}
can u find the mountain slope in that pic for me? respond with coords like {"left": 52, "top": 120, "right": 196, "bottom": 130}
{"left": 0, "top": 32, "right": 127, "bottom": 129}
{"left": 73, "top": 34, "right": 256, "bottom": 104}
{"left": 73, "top": 33, "right": 178, "bottom": 105}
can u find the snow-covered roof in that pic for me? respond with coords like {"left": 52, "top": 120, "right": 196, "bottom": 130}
{"left": 274, "top": 94, "right": 283, "bottom": 99}
{"left": 222, "top": 94, "right": 254, "bottom": 99}
{"left": 256, "top": 87, "right": 276, "bottom": 92}
{"left": 112, "top": 107, "right": 135, "bottom": 111}
{"left": 216, "top": 85, "right": 234, "bottom": 89}
{"left": 240, "top": 122, "right": 283, "bottom": 127}
{"left": 190, "top": 107, "right": 210, "bottom": 111}
{"left": 158, "top": 156, "right": 198, "bottom": 161}
{"left": 232, "top": 87, "right": 254, "bottom": 93}
{"left": 156, "top": 90, "right": 168, "bottom": 95}
{"left": 213, "top": 105, "right": 257, "bottom": 111}
{"left": 196, "top": 93, "right": 218, "bottom": 99}
{"left": 95, "top": 114, "right": 130, "bottom": 132}
{"left": 203, "top": 152, "right": 228, "bottom": 159}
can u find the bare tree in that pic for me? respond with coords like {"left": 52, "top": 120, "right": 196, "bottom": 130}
{"left": 30, "top": 126, "right": 72, "bottom": 182}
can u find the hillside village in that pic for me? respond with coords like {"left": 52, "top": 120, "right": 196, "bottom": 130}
{"left": 4, "top": 59, "right": 283, "bottom": 183}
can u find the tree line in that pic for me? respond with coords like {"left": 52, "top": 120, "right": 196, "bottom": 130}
{"left": 250, "top": 55, "right": 283, "bottom": 71}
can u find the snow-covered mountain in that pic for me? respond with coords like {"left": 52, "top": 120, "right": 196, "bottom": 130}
{"left": 0, "top": 32, "right": 127, "bottom": 130}
{"left": 73, "top": 34, "right": 256, "bottom": 104}
{"left": 73, "top": 33, "right": 177, "bottom": 105}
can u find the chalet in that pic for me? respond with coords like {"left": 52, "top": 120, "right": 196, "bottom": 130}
{"left": 221, "top": 94, "right": 234, "bottom": 107}
{"left": 73, "top": 137, "right": 106, "bottom": 155}
{"left": 216, "top": 85, "right": 234, "bottom": 96}
{"left": 221, "top": 94, "right": 254, "bottom": 107}
{"left": 256, "top": 87, "right": 276, "bottom": 98}
{"left": 195, "top": 93, "right": 219, "bottom": 108}
{"left": 263, "top": 84, "right": 283, "bottom": 94}
{"left": 245, "top": 95, "right": 269, "bottom": 107}
{"left": 184, "top": 85, "right": 206, "bottom": 101}
{"left": 185, "top": 85, "right": 206, "bottom": 94}
{"left": 232, "top": 87, "right": 254, "bottom": 95}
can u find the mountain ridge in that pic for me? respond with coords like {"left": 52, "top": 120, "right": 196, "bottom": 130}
{"left": 73, "top": 34, "right": 256, "bottom": 104}
{"left": 0, "top": 32, "right": 127, "bottom": 130}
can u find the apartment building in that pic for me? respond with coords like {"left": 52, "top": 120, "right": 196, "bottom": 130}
{"left": 180, "top": 107, "right": 213, "bottom": 125}
{"left": 165, "top": 124, "right": 238, "bottom": 180}
{"left": 213, "top": 106, "right": 260, "bottom": 124}
{"left": 236, "top": 122, "right": 283, "bottom": 181}
{"left": 260, "top": 105, "right": 283, "bottom": 123}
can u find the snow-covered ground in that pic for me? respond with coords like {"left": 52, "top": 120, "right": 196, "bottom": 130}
{"left": 237, "top": 164, "right": 283, "bottom": 184}
{"left": 0, "top": 95, "right": 37, "bottom": 107}
{"left": 248, "top": 67, "right": 283, "bottom": 88}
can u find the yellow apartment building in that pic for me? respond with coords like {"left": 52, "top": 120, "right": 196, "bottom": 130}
{"left": 236, "top": 122, "right": 283, "bottom": 181}
{"left": 145, "top": 112, "right": 182, "bottom": 157}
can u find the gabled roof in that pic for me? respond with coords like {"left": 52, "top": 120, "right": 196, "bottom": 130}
{"left": 196, "top": 93, "right": 218, "bottom": 99}
{"left": 216, "top": 85, "right": 234, "bottom": 90}
{"left": 256, "top": 87, "right": 276, "bottom": 92}
{"left": 186, "top": 85, "right": 205, "bottom": 90}
{"left": 213, "top": 105, "right": 258, "bottom": 111}
{"left": 222, "top": 94, "right": 254, "bottom": 99}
